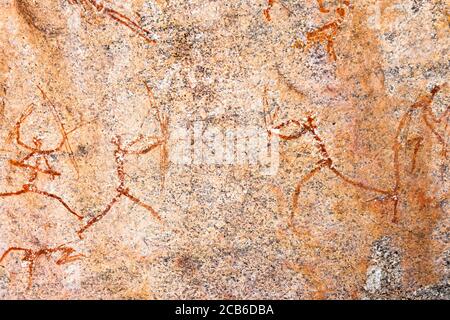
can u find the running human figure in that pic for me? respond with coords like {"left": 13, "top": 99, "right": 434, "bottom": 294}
{"left": 0, "top": 88, "right": 84, "bottom": 220}
{"left": 263, "top": 86, "right": 397, "bottom": 224}
{"left": 294, "top": 0, "right": 351, "bottom": 61}
{"left": 68, "top": 0, "right": 157, "bottom": 45}
{"left": 77, "top": 83, "right": 169, "bottom": 238}
{"left": 0, "top": 244, "right": 84, "bottom": 290}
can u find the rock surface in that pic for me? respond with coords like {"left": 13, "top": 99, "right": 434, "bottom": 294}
{"left": 0, "top": 0, "right": 448, "bottom": 299}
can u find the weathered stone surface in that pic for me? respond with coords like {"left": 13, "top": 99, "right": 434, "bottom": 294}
{"left": 0, "top": 0, "right": 448, "bottom": 299}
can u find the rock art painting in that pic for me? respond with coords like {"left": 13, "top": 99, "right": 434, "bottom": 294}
{"left": 0, "top": 0, "right": 448, "bottom": 299}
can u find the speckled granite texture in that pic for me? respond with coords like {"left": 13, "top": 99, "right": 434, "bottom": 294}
{"left": 0, "top": 0, "right": 448, "bottom": 299}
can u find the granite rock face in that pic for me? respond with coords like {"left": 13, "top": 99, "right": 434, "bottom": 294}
{"left": 0, "top": 0, "right": 448, "bottom": 299}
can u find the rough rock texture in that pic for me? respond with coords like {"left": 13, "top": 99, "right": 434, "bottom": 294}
{"left": 0, "top": 0, "right": 448, "bottom": 299}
